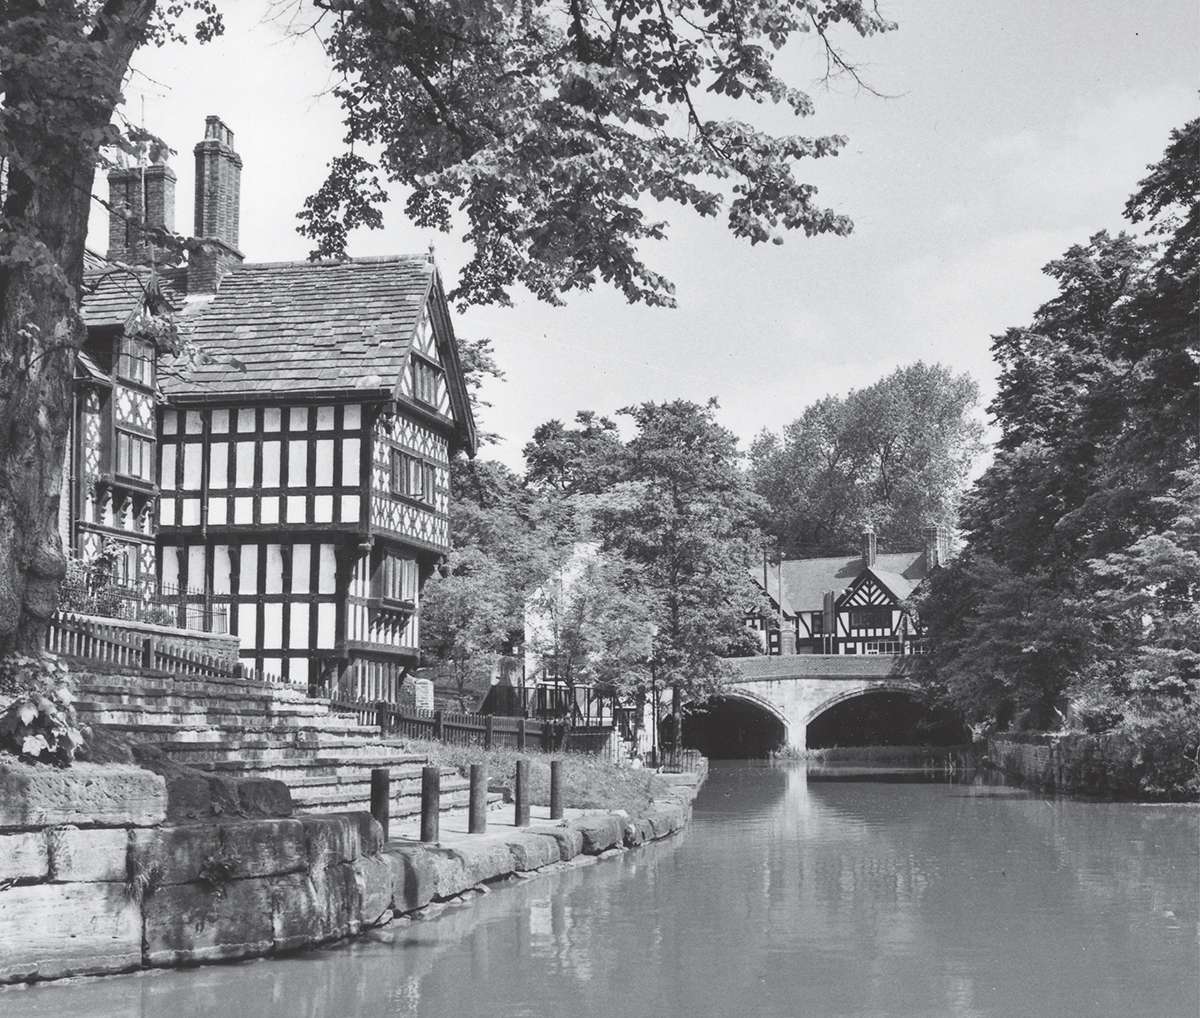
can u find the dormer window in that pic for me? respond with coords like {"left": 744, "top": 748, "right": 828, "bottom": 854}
{"left": 116, "top": 336, "right": 154, "bottom": 388}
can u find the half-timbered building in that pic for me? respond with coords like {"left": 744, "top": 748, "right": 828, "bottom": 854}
{"left": 72, "top": 117, "right": 477, "bottom": 700}
{"left": 750, "top": 527, "right": 951, "bottom": 655}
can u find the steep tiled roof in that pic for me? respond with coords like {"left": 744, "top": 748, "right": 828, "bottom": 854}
{"left": 160, "top": 256, "right": 433, "bottom": 399}
{"left": 80, "top": 265, "right": 186, "bottom": 328}
{"left": 754, "top": 550, "right": 931, "bottom": 616}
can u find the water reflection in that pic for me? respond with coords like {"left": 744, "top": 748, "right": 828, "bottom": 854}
{"left": 1, "top": 762, "right": 1195, "bottom": 1018}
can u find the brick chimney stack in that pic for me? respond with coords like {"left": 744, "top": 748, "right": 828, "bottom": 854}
{"left": 924, "top": 524, "right": 951, "bottom": 570}
{"left": 861, "top": 529, "right": 877, "bottom": 569}
{"left": 188, "top": 115, "right": 244, "bottom": 294}
{"left": 106, "top": 157, "right": 176, "bottom": 265}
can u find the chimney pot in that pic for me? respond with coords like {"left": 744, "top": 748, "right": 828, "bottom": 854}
{"left": 190, "top": 116, "right": 243, "bottom": 294}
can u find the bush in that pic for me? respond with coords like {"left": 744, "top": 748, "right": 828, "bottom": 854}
{"left": 0, "top": 654, "right": 88, "bottom": 766}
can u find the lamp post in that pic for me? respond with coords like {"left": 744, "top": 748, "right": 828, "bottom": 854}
{"left": 648, "top": 623, "right": 658, "bottom": 768}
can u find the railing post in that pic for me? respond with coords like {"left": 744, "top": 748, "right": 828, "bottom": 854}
{"left": 420, "top": 765, "right": 440, "bottom": 843}
{"left": 514, "top": 758, "right": 530, "bottom": 827}
{"left": 484, "top": 714, "right": 494, "bottom": 751}
{"left": 376, "top": 700, "right": 390, "bottom": 736}
{"left": 370, "top": 768, "right": 390, "bottom": 843}
{"left": 517, "top": 717, "right": 526, "bottom": 751}
{"left": 469, "top": 764, "right": 488, "bottom": 834}
{"left": 142, "top": 636, "right": 153, "bottom": 670}
{"left": 549, "top": 759, "right": 563, "bottom": 820}
{"left": 433, "top": 710, "right": 444, "bottom": 743}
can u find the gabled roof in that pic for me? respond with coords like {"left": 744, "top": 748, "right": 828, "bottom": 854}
{"left": 752, "top": 550, "right": 932, "bottom": 616}
{"left": 160, "top": 256, "right": 432, "bottom": 399}
{"left": 80, "top": 254, "right": 478, "bottom": 455}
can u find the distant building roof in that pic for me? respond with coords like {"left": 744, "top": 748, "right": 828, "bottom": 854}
{"left": 753, "top": 549, "right": 931, "bottom": 615}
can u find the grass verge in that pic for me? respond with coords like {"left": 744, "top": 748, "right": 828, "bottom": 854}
{"left": 398, "top": 739, "right": 670, "bottom": 816}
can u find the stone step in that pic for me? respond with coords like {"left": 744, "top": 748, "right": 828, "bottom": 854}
{"left": 177, "top": 754, "right": 454, "bottom": 783}
{"left": 157, "top": 740, "right": 429, "bottom": 765}
{"left": 73, "top": 698, "right": 351, "bottom": 725}
{"left": 292, "top": 779, "right": 481, "bottom": 816}
{"left": 75, "top": 705, "right": 378, "bottom": 738}
{"left": 74, "top": 673, "right": 315, "bottom": 705}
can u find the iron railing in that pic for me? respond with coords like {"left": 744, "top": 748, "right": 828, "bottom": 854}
{"left": 57, "top": 577, "right": 228, "bottom": 634}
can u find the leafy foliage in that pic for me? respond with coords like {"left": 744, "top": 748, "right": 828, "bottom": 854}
{"left": 299, "top": 0, "right": 895, "bottom": 306}
{"left": 751, "top": 362, "right": 985, "bottom": 556}
{"left": 0, "top": 654, "right": 87, "bottom": 766}
{"left": 917, "top": 120, "right": 1199, "bottom": 762}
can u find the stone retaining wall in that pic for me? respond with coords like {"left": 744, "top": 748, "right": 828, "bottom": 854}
{"left": 986, "top": 732, "right": 1194, "bottom": 800}
{"left": 0, "top": 761, "right": 705, "bottom": 985}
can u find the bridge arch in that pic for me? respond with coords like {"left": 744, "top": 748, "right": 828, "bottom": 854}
{"left": 682, "top": 688, "right": 791, "bottom": 758}
{"left": 800, "top": 680, "right": 924, "bottom": 730}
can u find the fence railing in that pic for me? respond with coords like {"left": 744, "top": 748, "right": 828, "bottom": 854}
{"left": 58, "top": 578, "right": 228, "bottom": 634}
{"left": 46, "top": 612, "right": 231, "bottom": 678}
{"left": 326, "top": 699, "right": 573, "bottom": 752}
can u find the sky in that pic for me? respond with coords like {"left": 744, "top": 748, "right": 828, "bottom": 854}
{"left": 87, "top": 1, "right": 1199, "bottom": 470}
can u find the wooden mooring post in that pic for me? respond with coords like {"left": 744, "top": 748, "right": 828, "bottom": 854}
{"left": 514, "top": 758, "right": 530, "bottom": 827}
{"left": 469, "top": 764, "right": 488, "bottom": 833}
{"left": 549, "top": 759, "right": 563, "bottom": 820}
{"left": 420, "top": 766, "right": 440, "bottom": 843}
{"left": 370, "top": 768, "right": 390, "bottom": 842}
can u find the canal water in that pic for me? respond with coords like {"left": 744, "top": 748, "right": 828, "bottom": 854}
{"left": 3, "top": 761, "right": 1197, "bottom": 1018}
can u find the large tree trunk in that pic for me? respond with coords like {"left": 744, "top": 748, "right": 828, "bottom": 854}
{"left": 0, "top": 0, "right": 156, "bottom": 657}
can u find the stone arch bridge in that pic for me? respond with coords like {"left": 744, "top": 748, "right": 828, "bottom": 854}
{"left": 718, "top": 655, "right": 922, "bottom": 752}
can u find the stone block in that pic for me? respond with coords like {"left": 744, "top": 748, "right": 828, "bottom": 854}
{"left": 0, "top": 762, "right": 166, "bottom": 831}
{"left": 504, "top": 832, "right": 561, "bottom": 872}
{"left": 270, "top": 871, "right": 325, "bottom": 952}
{"left": 161, "top": 774, "right": 214, "bottom": 822}
{"left": 0, "top": 831, "right": 48, "bottom": 882}
{"left": 528, "top": 825, "right": 583, "bottom": 861}
{"left": 219, "top": 820, "right": 306, "bottom": 878}
{"left": 354, "top": 853, "right": 394, "bottom": 927}
{"left": 237, "top": 778, "right": 292, "bottom": 818}
{"left": 348, "top": 811, "right": 383, "bottom": 856}
{"left": 0, "top": 882, "right": 142, "bottom": 983}
{"left": 309, "top": 860, "right": 361, "bottom": 940}
{"left": 130, "top": 824, "right": 222, "bottom": 886}
{"left": 568, "top": 814, "right": 625, "bottom": 854}
{"left": 303, "top": 814, "right": 358, "bottom": 869}
{"left": 624, "top": 818, "right": 654, "bottom": 847}
{"left": 50, "top": 827, "right": 129, "bottom": 882}
{"left": 427, "top": 840, "right": 518, "bottom": 899}
{"left": 206, "top": 775, "right": 243, "bottom": 818}
{"left": 386, "top": 846, "right": 437, "bottom": 913}
{"left": 144, "top": 876, "right": 274, "bottom": 965}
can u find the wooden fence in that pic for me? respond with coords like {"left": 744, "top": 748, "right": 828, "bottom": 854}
{"left": 46, "top": 612, "right": 234, "bottom": 679}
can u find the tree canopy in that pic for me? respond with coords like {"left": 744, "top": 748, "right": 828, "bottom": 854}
{"left": 915, "top": 119, "right": 1199, "bottom": 747}
{"left": 0, "top": 0, "right": 888, "bottom": 655}
{"left": 750, "top": 362, "right": 985, "bottom": 557}
{"left": 299, "top": 0, "right": 895, "bottom": 306}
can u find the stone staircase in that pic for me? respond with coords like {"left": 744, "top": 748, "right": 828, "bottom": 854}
{"left": 71, "top": 669, "right": 473, "bottom": 818}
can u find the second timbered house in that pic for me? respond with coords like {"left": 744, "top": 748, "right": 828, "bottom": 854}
{"left": 750, "top": 527, "right": 951, "bottom": 655}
